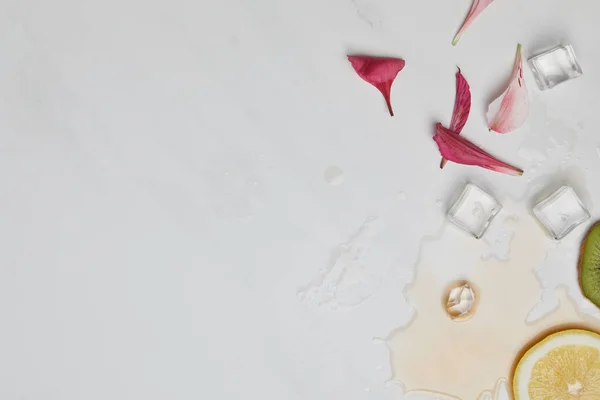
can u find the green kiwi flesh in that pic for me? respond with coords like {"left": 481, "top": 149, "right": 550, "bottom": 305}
{"left": 580, "top": 222, "right": 600, "bottom": 308}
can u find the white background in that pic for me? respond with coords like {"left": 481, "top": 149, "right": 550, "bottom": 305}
{"left": 1, "top": 0, "right": 599, "bottom": 399}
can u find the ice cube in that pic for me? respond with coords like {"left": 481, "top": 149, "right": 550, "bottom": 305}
{"left": 533, "top": 186, "right": 590, "bottom": 240}
{"left": 528, "top": 45, "right": 583, "bottom": 91}
{"left": 445, "top": 282, "right": 476, "bottom": 322}
{"left": 447, "top": 184, "right": 502, "bottom": 239}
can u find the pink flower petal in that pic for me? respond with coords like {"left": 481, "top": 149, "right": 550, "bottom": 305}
{"left": 433, "top": 123, "right": 523, "bottom": 176}
{"left": 487, "top": 44, "right": 530, "bottom": 133}
{"left": 347, "top": 55, "right": 406, "bottom": 116}
{"left": 441, "top": 67, "right": 472, "bottom": 169}
{"left": 452, "top": 0, "right": 495, "bottom": 46}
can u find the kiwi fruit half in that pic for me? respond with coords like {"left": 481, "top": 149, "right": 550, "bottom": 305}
{"left": 579, "top": 222, "right": 600, "bottom": 308}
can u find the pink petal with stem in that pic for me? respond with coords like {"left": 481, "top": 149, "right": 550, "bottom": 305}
{"left": 452, "top": 0, "right": 495, "bottom": 46}
{"left": 487, "top": 44, "right": 529, "bottom": 133}
{"left": 347, "top": 55, "right": 406, "bottom": 116}
{"left": 441, "top": 67, "right": 472, "bottom": 169}
{"left": 433, "top": 123, "right": 523, "bottom": 176}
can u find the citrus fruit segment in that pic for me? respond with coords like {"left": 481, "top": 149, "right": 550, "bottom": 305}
{"left": 513, "top": 329, "right": 600, "bottom": 400}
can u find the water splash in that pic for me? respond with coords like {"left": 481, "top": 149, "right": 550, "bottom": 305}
{"left": 300, "top": 216, "right": 389, "bottom": 309}
{"left": 481, "top": 215, "right": 518, "bottom": 261}
{"left": 517, "top": 97, "right": 577, "bottom": 173}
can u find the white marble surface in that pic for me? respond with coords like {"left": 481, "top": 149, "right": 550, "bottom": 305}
{"left": 1, "top": 0, "right": 600, "bottom": 399}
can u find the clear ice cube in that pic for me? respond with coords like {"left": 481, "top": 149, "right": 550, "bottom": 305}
{"left": 447, "top": 184, "right": 502, "bottom": 239}
{"left": 528, "top": 45, "right": 583, "bottom": 91}
{"left": 533, "top": 186, "right": 590, "bottom": 240}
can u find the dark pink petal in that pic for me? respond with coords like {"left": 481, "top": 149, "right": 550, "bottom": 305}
{"left": 348, "top": 55, "right": 406, "bottom": 116}
{"left": 441, "top": 67, "right": 472, "bottom": 169}
{"left": 449, "top": 68, "right": 471, "bottom": 133}
{"left": 433, "top": 123, "right": 523, "bottom": 176}
{"left": 487, "top": 44, "right": 529, "bottom": 133}
{"left": 452, "top": 0, "right": 495, "bottom": 46}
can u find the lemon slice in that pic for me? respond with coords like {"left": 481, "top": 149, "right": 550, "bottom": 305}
{"left": 513, "top": 329, "right": 600, "bottom": 399}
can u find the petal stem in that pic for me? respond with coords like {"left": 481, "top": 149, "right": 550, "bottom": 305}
{"left": 375, "top": 83, "right": 394, "bottom": 116}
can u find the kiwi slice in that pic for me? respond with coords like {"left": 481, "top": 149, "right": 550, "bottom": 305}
{"left": 579, "top": 222, "right": 600, "bottom": 308}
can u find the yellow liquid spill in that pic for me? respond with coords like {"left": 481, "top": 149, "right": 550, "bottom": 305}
{"left": 386, "top": 200, "right": 600, "bottom": 400}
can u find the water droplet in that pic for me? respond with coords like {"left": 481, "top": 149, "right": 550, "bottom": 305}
{"left": 324, "top": 165, "right": 345, "bottom": 186}
{"left": 397, "top": 191, "right": 407, "bottom": 201}
{"left": 596, "top": 147, "right": 600, "bottom": 159}
{"left": 372, "top": 337, "right": 386, "bottom": 344}
{"left": 364, "top": 387, "right": 371, "bottom": 393}
{"left": 435, "top": 199, "right": 443, "bottom": 208}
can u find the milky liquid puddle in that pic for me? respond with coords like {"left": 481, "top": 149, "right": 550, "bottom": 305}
{"left": 385, "top": 199, "right": 600, "bottom": 400}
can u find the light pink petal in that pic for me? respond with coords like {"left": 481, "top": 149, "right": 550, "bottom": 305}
{"left": 433, "top": 123, "right": 523, "bottom": 176}
{"left": 441, "top": 67, "right": 472, "bottom": 168}
{"left": 452, "top": 0, "right": 495, "bottom": 46}
{"left": 487, "top": 44, "right": 530, "bottom": 133}
{"left": 348, "top": 55, "right": 406, "bottom": 116}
